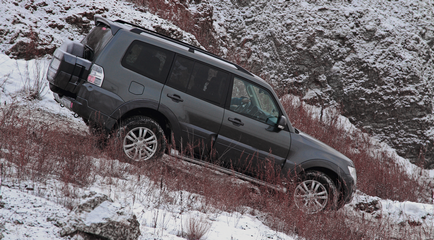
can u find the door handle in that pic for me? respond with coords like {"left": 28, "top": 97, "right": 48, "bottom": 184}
{"left": 167, "top": 93, "right": 184, "bottom": 102}
{"left": 228, "top": 117, "right": 244, "bottom": 126}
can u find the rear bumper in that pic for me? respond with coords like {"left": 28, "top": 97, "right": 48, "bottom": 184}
{"left": 53, "top": 92, "right": 117, "bottom": 131}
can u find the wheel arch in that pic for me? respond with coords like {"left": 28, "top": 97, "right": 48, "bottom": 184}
{"left": 107, "top": 99, "right": 175, "bottom": 143}
{"left": 296, "top": 160, "right": 349, "bottom": 207}
{"left": 115, "top": 107, "right": 172, "bottom": 143}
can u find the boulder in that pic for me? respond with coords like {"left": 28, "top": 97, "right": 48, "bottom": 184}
{"left": 60, "top": 192, "right": 140, "bottom": 240}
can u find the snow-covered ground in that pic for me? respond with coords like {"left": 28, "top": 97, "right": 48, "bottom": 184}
{"left": 0, "top": 173, "right": 296, "bottom": 240}
{"left": 1, "top": 37, "right": 433, "bottom": 240}
{"left": 1, "top": 0, "right": 434, "bottom": 239}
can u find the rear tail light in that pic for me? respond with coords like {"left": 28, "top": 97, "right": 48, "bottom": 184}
{"left": 87, "top": 64, "right": 104, "bottom": 87}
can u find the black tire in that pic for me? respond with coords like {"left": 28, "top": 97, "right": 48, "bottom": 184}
{"left": 117, "top": 116, "right": 166, "bottom": 163}
{"left": 293, "top": 171, "right": 338, "bottom": 214}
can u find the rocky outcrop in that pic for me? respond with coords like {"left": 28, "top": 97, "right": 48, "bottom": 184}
{"left": 2, "top": 0, "right": 433, "bottom": 167}
{"left": 201, "top": 0, "right": 434, "bottom": 167}
{"left": 60, "top": 192, "right": 141, "bottom": 240}
{"left": 0, "top": 0, "right": 202, "bottom": 60}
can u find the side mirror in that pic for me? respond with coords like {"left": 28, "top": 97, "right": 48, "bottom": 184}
{"left": 266, "top": 116, "right": 287, "bottom": 132}
{"left": 277, "top": 116, "right": 287, "bottom": 130}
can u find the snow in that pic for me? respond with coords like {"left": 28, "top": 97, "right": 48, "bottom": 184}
{"left": 0, "top": 0, "right": 434, "bottom": 239}
{"left": 349, "top": 192, "right": 434, "bottom": 225}
{"left": 0, "top": 187, "right": 70, "bottom": 239}
{"left": 0, "top": 167, "right": 296, "bottom": 240}
{"left": 84, "top": 201, "right": 122, "bottom": 225}
{"left": 0, "top": 0, "right": 201, "bottom": 56}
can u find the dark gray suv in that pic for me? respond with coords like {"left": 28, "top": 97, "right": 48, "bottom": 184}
{"left": 47, "top": 16, "right": 356, "bottom": 213}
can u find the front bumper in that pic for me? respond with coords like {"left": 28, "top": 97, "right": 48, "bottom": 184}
{"left": 341, "top": 173, "right": 357, "bottom": 204}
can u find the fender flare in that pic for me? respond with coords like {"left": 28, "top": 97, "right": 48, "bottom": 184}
{"left": 106, "top": 99, "right": 182, "bottom": 142}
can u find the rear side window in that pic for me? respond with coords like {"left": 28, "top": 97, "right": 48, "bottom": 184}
{"left": 166, "top": 56, "right": 194, "bottom": 92}
{"left": 166, "top": 55, "right": 229, "bottom": 106}
{"left": 81, "top": 23, "right": 113, "bottom": 60}
{"left": 187, "top": 62, "right": 229, "bottom": 105}
{"left": 122, "top": 41, "right": 174, "bottom": 84}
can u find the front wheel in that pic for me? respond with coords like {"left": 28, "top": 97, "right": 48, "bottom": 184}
{"left": 117, "top": 116, "right": 166, "bottom": 163}
{"left": 293, "top": 171, "right": 338, "bottom": 214}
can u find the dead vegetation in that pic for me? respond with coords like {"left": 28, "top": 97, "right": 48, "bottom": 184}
{"left": 0, "top": 95, "right": 432, "bottom": 239}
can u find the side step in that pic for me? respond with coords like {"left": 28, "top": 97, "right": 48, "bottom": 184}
{"left": 168, "top": 152, "right": 287, "bottom": 193}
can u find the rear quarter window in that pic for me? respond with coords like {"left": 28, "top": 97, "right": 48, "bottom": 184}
{"left": 121, "top": 40, "right": 174, "bottom": 84}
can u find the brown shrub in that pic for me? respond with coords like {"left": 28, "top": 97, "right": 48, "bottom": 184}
{"left": 0, "top": 94, "right": 429, "bottom": 239}
{"left": 280, "top": 95, "right": 429, "bottom": 203}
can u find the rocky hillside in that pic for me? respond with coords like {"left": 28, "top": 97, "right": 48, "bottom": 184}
{"left": 0, "top": 0, "right": 201, "bottom": 60}
{"left": 1, "top": 0, "right": 433, "bottom": 167}
{"left": 135, "top": 0, "right": 434, "bottom": 167}
{"left": 205, "top": 0, "right": 434, "bottom": 167}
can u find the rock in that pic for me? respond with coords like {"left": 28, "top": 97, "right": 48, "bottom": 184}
{"left": 60, "top": 192, "right": 140, "bottom": 240}
{"left": 197, "top": 0, "right": 434, "bottom": 168}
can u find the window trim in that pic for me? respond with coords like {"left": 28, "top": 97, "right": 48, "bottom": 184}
{"left": 121, "top": 40, "right": 175, "bottom": 84}
{"left": 165, "top": 54, "right": 231, "bottom": 108}
{"left": 226, "top": 75, "right": 283, "bottom": 124}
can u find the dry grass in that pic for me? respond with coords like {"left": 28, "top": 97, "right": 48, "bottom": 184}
{"left": 280, "top": 95, "right": 430, "bottom": 203}
{"left": 17, "top": 61, "right": 47, "bottom": 101}
{"left": 183, "top": 215, "right": 211, "bottom": 240}
{"left": 0, "top": 97, "right": 431, "bottom": 239}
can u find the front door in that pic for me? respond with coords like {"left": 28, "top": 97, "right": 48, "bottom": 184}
{"left": 214, "top": 76, "right": 290, "bottom": 180}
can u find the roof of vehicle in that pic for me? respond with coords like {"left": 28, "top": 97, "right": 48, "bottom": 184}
{"left": 94, "top": 16, "right": 251, "bottom": 73}
{"left": 93, "top": 16, "right": 272, "bottom": 86}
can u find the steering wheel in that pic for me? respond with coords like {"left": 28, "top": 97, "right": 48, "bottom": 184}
{"left": 233, "top": 97, "right": 250, "bottom": 113}
{"left": 234, "top": 101, "right": 249, "bottom": 113}
{"left": 247, "top": 105, "right": 259, "bottom": 116}
{"left": 253, "top": 108, "right": 267, "bottom": 121}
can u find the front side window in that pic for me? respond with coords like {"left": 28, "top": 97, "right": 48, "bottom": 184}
{"left": 230, "top": 77, "right": 280, "bottom": 124}
{"left": 121, "top": 41, "right": 174, "bottom": 83}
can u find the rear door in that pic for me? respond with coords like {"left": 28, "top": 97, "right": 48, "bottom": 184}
{"left": 159, "top": 55, "right": 230, "bottom": 158}
{"left": 214, "top": 76, "right": 291, "bottom": 179}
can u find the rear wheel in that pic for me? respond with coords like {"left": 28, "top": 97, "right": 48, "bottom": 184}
{"left": 293, "top": 171, "right": 338, "bottom": 214}
{"left": 118, "top": 116, "right": 166, "bottom": 163}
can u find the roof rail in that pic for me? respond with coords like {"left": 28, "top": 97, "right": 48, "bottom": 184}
{"left": 114, "top": 19, "right": 253, "bottom": 76}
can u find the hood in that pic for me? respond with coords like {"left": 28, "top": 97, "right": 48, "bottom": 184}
{"left": 292, "top": 129, "right": 355, "bottom": 168}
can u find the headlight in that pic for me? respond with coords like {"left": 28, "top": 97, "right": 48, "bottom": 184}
{"left": 348, "top": 166, "right": 357, "bottom": 186}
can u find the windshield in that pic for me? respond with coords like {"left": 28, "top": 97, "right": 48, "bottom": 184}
{"left": 81, "top": 23, "right": 113, "bottom": 60}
